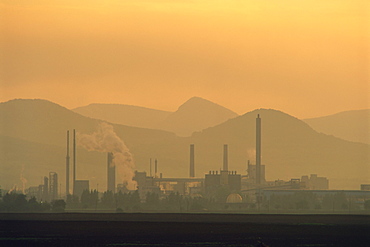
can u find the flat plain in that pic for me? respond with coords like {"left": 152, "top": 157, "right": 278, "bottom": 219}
{"left": 1, "top": 213, "right": 370, "bottom": 246}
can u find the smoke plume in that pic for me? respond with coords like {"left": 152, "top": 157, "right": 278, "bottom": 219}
{"left": 9, "top": 185, "right": 17, "bottom": 193}
{"left": 247, "top": 148, "right": 256, "bottom": 162}
{"left": 77, "top": 122, "right": 136, "bottom": 189}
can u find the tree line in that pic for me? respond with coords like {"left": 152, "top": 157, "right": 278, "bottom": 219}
{"left": 1, "top": 190, "right": 370, "bottom": 213}
{"left": 0, "top": 192, "right": 66, "bottom": 212}
{"left": 258, "top": 192, "right": 370, "bottom": 212}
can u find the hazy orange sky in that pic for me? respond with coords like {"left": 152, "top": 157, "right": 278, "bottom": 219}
{"left": 0, "top": 0, "right": 369, "bottom": 118}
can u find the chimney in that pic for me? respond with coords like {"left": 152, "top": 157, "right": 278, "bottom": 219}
{"left": 150, "top": 158, "right": 152, "bottom": 177}
{"left": 190, "top": 144, "right": 195, "bottom": 177}
{"left": 155, "top": 159, "right": 158, "bottom": 178}
{"left": 223, "top": 144, "right": 228, "bottom": 171}
{"left": 73, "top": 129, "right": 76, "bottom": 195}
{"left": 66, "top": 130, "right": 70, "bottom": 196}
{"left": 256, "top": 114, "right": 261, "bottom": 185}
{"left": 107, "top": 152, "right": 115, "bottom": 193}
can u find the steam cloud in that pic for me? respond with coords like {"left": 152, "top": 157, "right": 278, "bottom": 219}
{"left": 9, "top": 185, "right": 17, "bottom": 193}
{"left": 77, "top": 123, "right": 136, "bottom": 189}
{"left": 247, "top": 148, "right": 256, "bottom": 162}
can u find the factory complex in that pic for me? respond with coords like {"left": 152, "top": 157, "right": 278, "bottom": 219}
{"left": 2, "top": 115, "right": 370, "bottom": 211}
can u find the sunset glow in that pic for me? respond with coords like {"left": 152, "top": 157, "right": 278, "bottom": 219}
{"left": 1, "top": 0, "right": 369, "bottom": 117}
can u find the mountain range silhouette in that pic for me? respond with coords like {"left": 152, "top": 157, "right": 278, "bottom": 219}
{"left": 0, "top": 98, "right": 369, "bottom": 190}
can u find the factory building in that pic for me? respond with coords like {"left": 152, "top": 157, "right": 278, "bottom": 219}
{"left": 301, "top": 174, "right": 329, "bottom": 190}
{"left": 42, "top": 176, "right": 49, "bottom": 202}
{"left": 131, "top": 146, "right": 204, "bottom": 197}
{"left": 246, "top": 161, "right": 266, "bottom": 185}
{"left": 37, "top": 185, "right": 44, "bottom": 201}
{"left": 132, "top": 169, "right": 204, "bottom": 198}
{"left": 154, "top": 177, "right": 204, "bottom": 195}
{"left": 205, "top": 170, "right": 241, "bottom": 194}
{"left": 204, "top": 144, "right": 241, "bottom": 194}
{"left": 26, "top": 172, "right": 59, "bottom": 202}
{"left": 135, "top": 144, "right": 241, "bottom": 196}
{"left": 74, "top": 180, "right": 89, "bottom": 198}
{"left": 49, "top": 172, "right": 58, "bottom": 201}
{"left": 26, "top": 186, "right": 40, "bottom": 200}
{"left": 361, "top": 184, "right": 370, "bottom": 191}
{"left": 133, "top": 171, "right": 161, "bottom": 199}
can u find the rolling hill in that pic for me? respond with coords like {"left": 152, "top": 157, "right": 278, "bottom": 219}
{"left": 303, "top": 109, "right": 370, "bottom": 144}
{"left": 72, "top": 97, "right": 239, "bottom": 137}
{"left": 73, "top": 103, "right": 171, "bottom": 130}
{"left": 0, "top": 99, "right": 369, "bottom": 191}
{"left": 190, "top": 109, "right": 370, "bottom": 188}
{"left": 0, "top": 99, "right": 179, "bottom": 191}
{"left": 0, "top": 99, "right": 177, "bottom": 148}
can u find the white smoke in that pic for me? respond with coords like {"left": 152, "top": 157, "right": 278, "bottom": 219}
{"left": 247, "top": 148, "right": 256, "bottom": 162}
{"left": 9, "top": 184, "right": 17, "bottom": 193}
{"left": 77, "top": 122, "right": 136, "bottom": 189}
{"left": 20, "top": 165, "right": 27, "bottom": 194}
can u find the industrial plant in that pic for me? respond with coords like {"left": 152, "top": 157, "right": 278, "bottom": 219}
{"left": 2, "top": 114, "right": 370, "bottom": 212}
{"left": 24, "top": 172, "right": 58, "bottom": 202}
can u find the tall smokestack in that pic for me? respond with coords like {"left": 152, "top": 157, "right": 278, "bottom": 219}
{"left": 223, "top": 144, "right": 228, "bottom": 171}
{"left": 73, "top": 129, "right": 76, "bottom": 195}
{"left": 256, "top": 114, "right": 261, "bottom": 185}
{"left": 150, "top": 158, "right": 152, "bottom": 177}
{"left": 190, "top": 144, "right": 195, "bottom": 177}
{"left": 155, "top": 159, "right": 158, "bottom": 178}
{"left": 66, "top": 130, "right": 70, "bottom": 196}
{"left": 107, "top": 152, "right": 115, "bottom": 192}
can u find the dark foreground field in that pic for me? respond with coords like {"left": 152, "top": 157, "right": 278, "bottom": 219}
{"left": 1, "top": 213, "right": 370, "bottom": 246}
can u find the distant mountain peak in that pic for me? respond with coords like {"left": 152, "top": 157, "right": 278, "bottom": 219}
{"left": 177, "top": 97, "right": 237, "bottom": 114}
{"left": 178, "top": 96, "right": 212, "bottom": 108}
{"left": 158, "top": 97, "right": 239, "bottom": 136}
{"left": 3, "top": 98, "right": 56, "bottom": 105}
{"left": 303, "top": 109, "right": 370, "bottom": 144}
{"left": 184, "top": 96, "right": 209, "bottom": 103}
{"left": 1, "top": 98, "right": 72, "bottom": 113}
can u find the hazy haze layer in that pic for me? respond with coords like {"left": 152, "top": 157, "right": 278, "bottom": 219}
{"left": 1, "top": 0, "right": 369, "bottom": 118}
